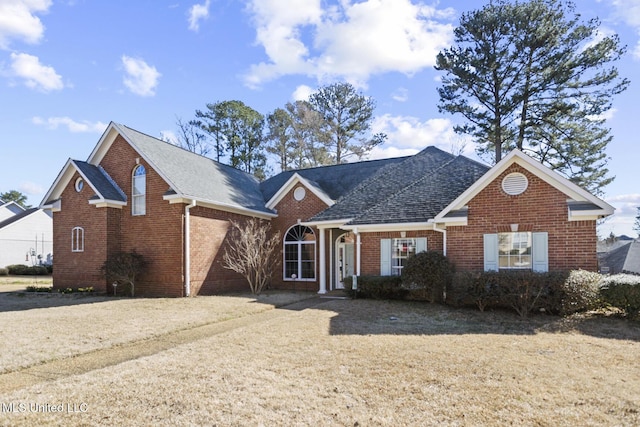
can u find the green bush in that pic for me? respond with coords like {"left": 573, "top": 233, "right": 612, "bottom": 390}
{"left": 446, "top": 271, "right": 478, "bottom": 307}
{"left": 6, "top": 264, "right": 49, "bottom": 275}
{"left": 26, "top": 285, "right": 52, "bottom": 293}
{"left": 401, "top": 251, "right": 453, "bottom": 303}
{"left": 0, "top": 268, "right": 8, "bottom": 276}
{"left": 344, "top": 275, "right": 406, "bottom": 300}
{"left": 600, "top": 274, "right": 640, "bottom": 318}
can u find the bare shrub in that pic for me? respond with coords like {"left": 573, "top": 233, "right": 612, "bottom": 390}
{"left": 101, "top": 251, "right": 147, "bottom": 297}
{"left": 222, "top": 219, "right": 280, "bottom": 295}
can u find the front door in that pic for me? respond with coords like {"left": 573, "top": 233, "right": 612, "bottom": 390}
{"left": 336, "top": 242, "right": 354, "bottom": 290}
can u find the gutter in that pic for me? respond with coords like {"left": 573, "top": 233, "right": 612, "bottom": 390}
{"left": 431, "top": 221, "right": 447, "bottom": 256}
{"left": 184, "top": 200, "right": 196, "bottom": 297}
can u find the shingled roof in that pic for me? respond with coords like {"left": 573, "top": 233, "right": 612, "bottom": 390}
{"left": 309, "top": 147, "right": 490, "bottom": 224}
{"left": 72, "top": 160, "right": 126, "bottom": 202}
{"left": 113, "top": 123, "right": 273, "bottom": 215}
{"left": 260, "top": 156, "right": 408, "bottom": 203}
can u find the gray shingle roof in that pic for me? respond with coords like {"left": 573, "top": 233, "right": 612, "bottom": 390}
{"left": 0, "top": 208, "right": 39, "bottom": 230}
{"left": 73, "top": 160, "right": 126, "bottom": 202}
{"left": 346, "top": 155, "right": 490, "bottom": 225}
{"left": 598, "top": 240, "right": 640, "bottom": 275}
{"left": 309, "top": 146, "right": 489, "bottom": 224}
{"left": 260, "top": 156, "right": 408, "bottom": 203}
{"left": 114, "top": 123, "right": 272, "bottom": 214}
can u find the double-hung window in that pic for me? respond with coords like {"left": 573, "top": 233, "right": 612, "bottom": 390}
{"left": 484, "top": 232, "right": 548, "bottom": 272}
{"left": 380, "top": 238, "right": 427, "bottom": 276}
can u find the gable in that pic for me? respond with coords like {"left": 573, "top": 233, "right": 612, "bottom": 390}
{"left": 265, "top": 173, "right": 333, "bottom": 210}
{"left": 42, "top": 122, "right": 275, "bottom": 218}
{"left": 435, "top": 149, "right": 614, "bottom": 223}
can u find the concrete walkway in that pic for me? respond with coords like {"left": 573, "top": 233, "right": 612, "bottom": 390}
{"left": 0, "top": 296, "right": 332, "bottom": 394}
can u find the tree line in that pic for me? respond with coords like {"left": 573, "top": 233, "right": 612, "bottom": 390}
{"left": 172, "top": 0, "right": 627, "bottom": 196}
{"left": 170, "top": 82, "right": 386, "bottom": 181}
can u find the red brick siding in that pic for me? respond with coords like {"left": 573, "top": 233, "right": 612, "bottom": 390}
{"left": 270, "top": 185, "right": 329, "bottom": 291}
{"left": 359, "top": 230, "right": 443, "bottom": 276}
{"left": 189, "top": 207, "right": 263, "bottom": 295}
{"left": 446, "top": 164, "right": 598, "bottom": 272}
{"left": 53, "top": 172, "right": 109, "bottom": 291}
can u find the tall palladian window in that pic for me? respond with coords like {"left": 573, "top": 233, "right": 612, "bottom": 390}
{"left": 284, "top": 225, "right": 316, "bottom": 280}
{"left": 132, "top": 164, "right": 146, "bottom": 216}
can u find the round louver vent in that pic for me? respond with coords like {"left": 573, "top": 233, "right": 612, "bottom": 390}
{"left": 502, "top": 172, "right": 528, "bottom": 195}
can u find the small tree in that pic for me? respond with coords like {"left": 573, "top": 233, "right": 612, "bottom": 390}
{"left": 101, "top": 251, "right": 147, "bottom": 297}
{"left": 634, "top": 207, "right": 640, "bottom": 238}
{"left": 222, "top": 219, "right": 280, "bottom": 295}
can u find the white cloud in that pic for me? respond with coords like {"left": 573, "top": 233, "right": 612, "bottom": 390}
{"left": 10, "top": 52, "right": 63, "bottom": 92}
{"left": 244, "top": 0, "right": 454, "bottom": 88}
{"left": 32, "top": 116, "right": 107, "bottom": 133}
{"left": 600, "top": 193, "right": 640, "bottom": 237}
{"left": 369, "top": 114, "right": 474, "bottom": 159}
{"left": 391, "top": 87, "right": 409, "bottom": 102}
{"left": 291, "top": 84, "right": 314, "bottom": 101}
{"left": 121, "top": 55, "right": 161, "bottom": 97}
{"left": 0, "top": 0, "right": 51, "bottom": 49}
{"left": 160, "top": 130, "right": 178, "bottom": 144}
{"left": 19, "top": 181, "right": 44, "bottom": 196}
{"left": 609, "top": 0, "right": 640, "bottom": 60}
{"left": 187, "top": 0, "right": 211, "bottom": 32}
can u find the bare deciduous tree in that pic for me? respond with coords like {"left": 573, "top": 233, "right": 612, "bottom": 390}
{"left": 222, "top": 219, "right": 280, "bottom": 295}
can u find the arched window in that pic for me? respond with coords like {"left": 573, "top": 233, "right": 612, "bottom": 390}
{"left": 132, "top": 164, "right": 146, "bottom": 215}
{"left": 71, "top": 227, "right": 84, "bottom": 252}
{"left": 284, "top": 225, "right": 316, "bottom": 280}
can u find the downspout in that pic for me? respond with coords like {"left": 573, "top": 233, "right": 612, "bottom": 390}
{"left": 354, "top": 227, "right": 361, "bottom": 276}
{"left": 184, "top": 200, "right": 196, "bottom": 297}
{"left": 433, "top": 223, "right": 447, "bottom": 256}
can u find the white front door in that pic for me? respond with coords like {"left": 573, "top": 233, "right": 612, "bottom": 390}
{"left": 336, "top": 242, "right": 354, "bottom": 289}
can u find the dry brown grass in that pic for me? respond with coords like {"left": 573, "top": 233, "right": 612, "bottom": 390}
{"left": 0, "top": 275, "right": 52, "bottom": 286}
{"left": 0, "top": 296, "right": 639, "bottom": 426}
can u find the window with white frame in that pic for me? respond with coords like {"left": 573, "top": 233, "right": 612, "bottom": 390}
{"left": 132, "top": 164, "right": 146, "bottom": 216}
{"left": 284, "top": 225, "right": 316, "bottom": 280}
{"left": 71, "top": 227, "right": 84, "bottom": 252}
{"left": 380, "top": 237, "right": 427, "bottom": 276}
{"left": 498, "top": 232, "right": 532, "bottom": 269}
{"left": 484, "top": 231, "right": 548, "bottom": 272}
{"left": 391, "top": 238, "right": 416, "bottom": 275}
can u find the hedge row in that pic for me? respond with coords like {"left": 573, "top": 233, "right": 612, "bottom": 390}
{"left": 4, "top": 264, "right": 52, "bottom": 275}
{"left": 342, "top": 251, "right": 640, "bottom": 318}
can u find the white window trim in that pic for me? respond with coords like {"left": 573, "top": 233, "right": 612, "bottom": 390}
{"left": 283, "top": 225, "right": 317, "bottom": 281}
{"left": 132, "top": 164, "right": 146, "bottom": 216}
{"left": 71, "top": 227, "right": 84, "bottom": 252}
{"left": 380, "top": 237, "right": 427, "bottom": 276}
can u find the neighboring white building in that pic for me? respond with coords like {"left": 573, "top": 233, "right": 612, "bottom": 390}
{"left": 0, "top": 200, "right": 53, "bottom": 268}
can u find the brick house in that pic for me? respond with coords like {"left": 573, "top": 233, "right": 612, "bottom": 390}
{"left": 40, "top": 122, "right": 614, "bottom": 296}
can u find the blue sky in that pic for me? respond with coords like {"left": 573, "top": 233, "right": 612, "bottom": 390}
{"left": 1, "top": 0, "right": 638, "bottom": 237}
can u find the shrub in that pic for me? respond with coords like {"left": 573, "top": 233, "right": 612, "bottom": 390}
{"left": 551, "top": 270, "right": 601, "bottom": 315}
{"left": 5, "top": 265, "right": 49, "bottom": 275}
{"left": 0, "top": 268, "right": 8, "bottom": 276}
{"left": 446, "top": 271, "right": 478, "bottom": 307}
{"left": 600, "top": 274, "right": 640, "bottom": 319}
{"left": 101, "top": 250, "right": 147, "bottom": 297}
{"left": 467, "top": 271, "right": 502, "bottom": 312}
{"left": 6, "top": 264, "right": 29, "bottom": 275}
{"left": 344, "top": 275, "right": 406, "bottom": 300}
{"left": 401, "top": 251, "right": 453, "bottom": 303}
{"left": 26, "top": 286, "right": 51, "bottom": 293}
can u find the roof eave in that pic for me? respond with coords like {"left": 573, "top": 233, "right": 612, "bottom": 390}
{"left": 164, "top": 194, "right": 277, "bottom": 219}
